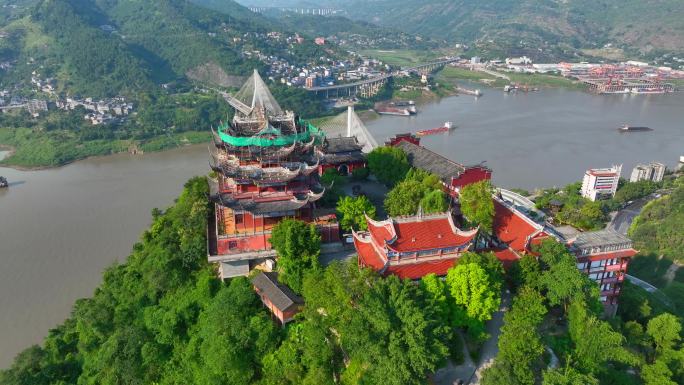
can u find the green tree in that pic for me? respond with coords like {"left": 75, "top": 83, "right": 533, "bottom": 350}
{"left": 568, "top": 297, "right": 638, "bottom": 374}
{"left": 446, "top": 263, "right": 500, "bottom": 336}
{"left": 509, "top": 254, "right": 541, "bottom": 290}
{"left": 182, "top": 278, "right": 279, "bottom": 385}
{"left": 420, "top": 273, "right": 451, "bottom": 325}
{"left": 336, "top": 195, "right": 377, "bottom": 231}
{"left": 459, "top": 180, "right": 494, "bottom": 232}
{"left": 367, "top": 146, "right": 410, "bottom": 186}
{"left": 542, "top": 363, "right": 599, "bottom": 385}
{"left": 646, "top": 313, "right": 682, "bottom": 354}
{"left": 458, "top": 251, "right": 505, "bottom": 289}
{"left": 537, "top": 239, "right": 597, "bottom": 310}
{"left": 384, "top": 179, "right": 428, "bottom": 216}
{"left": 384, "top": 168, "right": 448, "bottom": 216}
{"left": 497, "top": 287, "right": 547, "bottom": 385}
{"left": 420, "top": 189, "right": 449, "bottom": 213}
{"left": 641, "top": 360, "right": 678, "bottom": 385}
{"left": 269, "top": 219, "right": 321, "bottom": 293}
{"left": 298, "top": 262, "right": 450, "bottom": 385}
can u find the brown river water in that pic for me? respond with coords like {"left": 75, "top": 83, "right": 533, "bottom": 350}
{"left": 1, "top": 86, "right": 683, "bottom": 366}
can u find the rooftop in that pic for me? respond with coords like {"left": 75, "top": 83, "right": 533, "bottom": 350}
{"left": 568, "top": 229, "right": 633, "bottom": 249}
{"left": 251, "top": 272, "right": 303, "bottom": 312}
{"left": 493, "top": 198, "right": 543, "bottom": 252}
{"left": 394, "top": 141, "right": 466, "bottom": 182}
{"left": 366, "top": 213, "right": 478, "bottom": 253}
{"left": 323, "top": 137, "right": 363, "bottom": 153}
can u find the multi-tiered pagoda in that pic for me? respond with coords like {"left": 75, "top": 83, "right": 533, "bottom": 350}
{"left": 208, "top": 70, "right": 339, "bottom": 279}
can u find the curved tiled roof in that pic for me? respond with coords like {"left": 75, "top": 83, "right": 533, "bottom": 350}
{"left": 388, "top": 218, "right": 478, "bottom": 252}
{"left": 493, "top": 199, "right": 543, "bottom": 252}
{"left": 353, "top": 231, "right": 387, "bottom": 271}
{"left": 365, "top": 215, "right": 396, "bottom": 247}
{"left": 364, "top": 213, "right": 477, "bottom": 253}
{"left": 385, "top": 259, "right": 457, "bottom": 280}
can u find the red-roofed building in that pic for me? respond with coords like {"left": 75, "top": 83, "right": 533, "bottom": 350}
{"left": 492, "top": 198, "right": 545, "bottom": 261}
{"left": 567, "top": 230, "right": 637, "bottom": 311}
{"left": 386, "top": 134, "right": 492, "bottom": 196}
{"left": 353, "top": 212, "right": 478, "bottom": 280}
{"left": 492, "top": 196, "right": 637, "bottom": 314}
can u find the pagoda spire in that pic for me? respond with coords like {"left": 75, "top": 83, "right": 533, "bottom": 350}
{"left": 232, "top": 69, "right": 283, "bottom": 116}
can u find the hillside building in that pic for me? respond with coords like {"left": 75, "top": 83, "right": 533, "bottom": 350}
{"left": 567, "top": 230, "right": 637, "bottom": 311}
{"left": 387, "top": 134, "right": 492, "bottom": 196}
{"left": 252, "top": 272, "right": 303, "bottom": 324}
{"left": 207, "top": 70, "right": 339, "bottom": 279}
{"left": 580, "top": 165, "right": 622, "bottom": 201}
{"left": 353, "top": 212, "right": 478, "bottom": 280}
{"left": 630, "top": 162, "right": 665, "bottom": 183}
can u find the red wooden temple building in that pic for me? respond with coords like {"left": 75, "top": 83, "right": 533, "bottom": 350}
{"left": 207, "top": 70, "right": 340, "bottom": 279}
{"left": 386, "top": 134, "right": 492, "bottom": 196}
{"left": 491, "top": 196, "right": 636, "bottom": 314}
{"left": 353, "top": 212, "right": 478, "bottom": 280}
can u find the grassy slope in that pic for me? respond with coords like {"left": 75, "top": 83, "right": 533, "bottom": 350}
{"left": 627, "top": 177, "right": 684, "bottom": 316}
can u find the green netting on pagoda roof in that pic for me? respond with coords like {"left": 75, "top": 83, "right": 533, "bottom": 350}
{"left": 217, "top": 119, "right": 325, "bottom": 147}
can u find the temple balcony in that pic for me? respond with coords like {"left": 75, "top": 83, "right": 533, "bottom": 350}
{"left": 605, "top": 263, "right": 628, "bottom": 272}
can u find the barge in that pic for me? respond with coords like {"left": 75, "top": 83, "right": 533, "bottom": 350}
{"left": 618, "top": 125, "right": 653, "bottom": 132}
{"left": 416, "top": 122, "right": 454, "bottom": 136}
{"left": 375, "top": 106, "right": 411, "bottom": 116}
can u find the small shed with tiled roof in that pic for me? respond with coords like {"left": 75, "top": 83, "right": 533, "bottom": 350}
{"left": 251, "top": 272, "right": 304, "bottom": 324}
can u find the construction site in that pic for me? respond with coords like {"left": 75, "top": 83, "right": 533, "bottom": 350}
{"left": 561, "top": 63, "right": 676, "bottom": 94}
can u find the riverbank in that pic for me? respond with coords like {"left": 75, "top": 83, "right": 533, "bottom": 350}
{"left": 436, "top": 66, "right": 587, "bottom": 91}
{"left": 0, "top": 128, "right": 211, "bottom": 170}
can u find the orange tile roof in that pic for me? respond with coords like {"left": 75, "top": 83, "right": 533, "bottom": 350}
{"left": 366, "top": 214, "right": 477, "bottom": 253}
{"left": 493, "top": 200, "right": 541, "bottom": 252}
{"left": 385, "top": 259, "right": 457, "bottom": 280}
{"left": 353, "top": 233, "right": 387, "bottom": 271}
{"left": 390, "top": 218, "right": 477, "bottom": 252}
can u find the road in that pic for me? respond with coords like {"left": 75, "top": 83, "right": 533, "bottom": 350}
{"left": 608, "top": 198, "right": 648, "bottom": 235}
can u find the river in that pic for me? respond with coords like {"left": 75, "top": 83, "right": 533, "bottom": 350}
{"left": 0, "top": 145, "right": 208, "bottom": 366}
{"left": 0, "top": 86, "right": 682, "bottom": 367}
{"left": 365, "top": 86, "right": 684, "bottom": 189}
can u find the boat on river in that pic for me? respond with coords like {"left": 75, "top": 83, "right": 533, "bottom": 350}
{"left": 375, "top": 106, "right": 411, "bottom": 116}
{"left": 618, "top": 125, "right": 653, "bottom": 132}
{"left": 0, "top": 176, "right": 8, "bottom": 188}
{"left": 416, "top": 122, "right": 454, "bottom": 136}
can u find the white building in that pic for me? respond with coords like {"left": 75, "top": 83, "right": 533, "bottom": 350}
{"left": 630, "top": 162, "right": 666, "bottom": 183}
{"left": 581, "top": 165, "right": 622, "bottom": 201}
{"left": 506, "top": 56, "right": 532, "bottom": 65}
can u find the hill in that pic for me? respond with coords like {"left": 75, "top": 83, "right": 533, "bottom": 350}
{"left": 0, "top": 0, "right": 334, "bottom": 97}
{"left": 0, "top": 0, "right": 334, "bottom": 168}
{"left": 244, "top": 0, "right": 684, "bottom": 60}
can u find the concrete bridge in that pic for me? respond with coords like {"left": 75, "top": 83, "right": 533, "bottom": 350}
{"left": 249, "top": 6, "right": 340, "bottom": 16}
{"left": 307, "top": 58, "right": 459, "bottom": 98}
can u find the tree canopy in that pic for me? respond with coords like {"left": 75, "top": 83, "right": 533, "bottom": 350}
{"left": 336, "top": 195, "right": 377, "bottom": 231}
{"left": 269, "top": 219, "right": 321, "bottom": 293}
{"left": 446, "top": 262, "right": 501, "bottom": 337}
{"left": 458, "top": 180, "right": 494, "bottom": 232}
{"left": 367, "top": 146, "right": 410, "bottom": 186}
{"left": 384, "top": 168, "right": 448, "bottom": 216}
